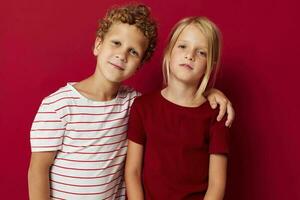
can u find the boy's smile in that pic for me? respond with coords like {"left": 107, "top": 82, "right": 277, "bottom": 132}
{"left": 94, "top": 23, "right": 149, "bottom": 83}
{"left": 108, "top": 61, "right": 125, "bottom": 71}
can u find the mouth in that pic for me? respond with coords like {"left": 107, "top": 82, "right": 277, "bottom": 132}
{"left": 108, "top": 61, "right": 125, "bottom": 71}
{"left": 179, "top": 63, "right": 193, "bottom": 70}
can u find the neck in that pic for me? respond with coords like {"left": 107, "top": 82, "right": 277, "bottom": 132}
{"left": 75, "top": 67, "right": 121, "bottom": 101}
{"left": 162, "top": 76, "right": 206, "bottom": 107}
{"left": 91, "top": 73, "right": 120, "bottom": 100}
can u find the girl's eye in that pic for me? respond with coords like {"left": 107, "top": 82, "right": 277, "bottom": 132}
{"left": 178, "top": 44, "right": 186, "bottom": 49}
{"left": 197, "top": 50, "right": 207, "bottom": 57}
{"left": 129, "top": 49, "right": 139, "bottom": 57}
{"left": 112, "top": 40, "right": 121, "bottom": 46}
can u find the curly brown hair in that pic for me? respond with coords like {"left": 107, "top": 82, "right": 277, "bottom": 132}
{"left": 96, "top": 4, "right": 157, "bottom": 62}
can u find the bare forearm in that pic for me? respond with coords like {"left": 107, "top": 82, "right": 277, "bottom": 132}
{"left": 125, "top": 172, "right": 144, "bottom": 200}
{"left": 204, "top": 155, "right": 227, "bottom": 200}
{"left": 28, "top": 165, "right": 51, "bottom": 200}
{"left": 28, "top": 152, "right": 57, "bottom": 200}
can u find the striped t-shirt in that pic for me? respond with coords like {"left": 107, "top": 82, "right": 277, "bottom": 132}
{"left": 30, "top": 83, "right": 140, "bottom": 200}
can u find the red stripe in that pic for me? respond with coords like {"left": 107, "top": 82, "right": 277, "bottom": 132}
{"left": 115, "top": 194, "right": 126, "bottom": 199}
{"left": 33, "top": 120, "right": 62, "bottom": 123}
{"left": 66, "top": 115, "right": 128, "bottom": 125}
{"left": 59, "top": 145, "right": 127, "bottom": 154}
{"left": 101, "top": 185, "right": 125, "bottom": 200}
{"left": 32, "top": 144, "right": 61, "bottom": 148}
{"left": 55, "top": 154, "right": 126, "bottom": 163}
{"left": 60, "top": 108, "right": 128, "bottom": 119}
{"left": 62, "top": 138, "right": 127, "bottom": 148}
{"left": 51, "top": 180, "right": 121, "bottom": 195}
{"left": 63, "top": 130, "right": 126, "bottom": 140}
{"left": 55, "top": 95, "right": 136, "bottom": 111}
{"left": 31, "top": 136, "right": 62, "bottom": 140}
{"left": 65, "top": 123, "right": 127, "bottom": 132}
{"left": 47, "top": 90, "right": 72, "bottom": 98}
{"left": 53, "top": 162, "right": 123, "bottom": 171}
{"left": 117, "top": 186, "right": 125, "bottom": 191}
{"left": 37, "top": 111, "right": 56, "bottom": 114}
{"left": 43, "top": 97, "right": 81, "bottom": 105}
{"left": 118, "top": 94, "right": 128, "bottom": 99}
{"left": 51, "top": 167, "right": 123, "bottom": 179}
{"left": 31, "top": 128, "right": 65, "bottom": 131}
{"left": 50, "top": 173, "right": 123, "bottom": 187}
{"left": 51, "top": 196, "right": 65, "bottom": 200}
{"left": 102, "top": 189, "right": 125, "bottom": 200}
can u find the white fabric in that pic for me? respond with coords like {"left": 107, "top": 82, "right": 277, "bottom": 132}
{"left": 30, "top": 83, "right": 140, "bottom": 200}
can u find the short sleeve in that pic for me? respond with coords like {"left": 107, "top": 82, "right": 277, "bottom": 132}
{"left": 127, "top": 97, "right": 146, "bottom": 145}
{"left": 209, "top": 117, "right": 230, "bottom": 155}
{"left": 30, "top": 99, "right": 65, "bottom": 152}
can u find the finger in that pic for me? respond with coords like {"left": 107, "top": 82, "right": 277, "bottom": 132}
{"left": 217, "top": 101, "right": 227, "bottom": 121}
{"left": 225, "top": 102, "right": 235, "bottom": 127}
{"left": 208, "top": 96, "right": 217, "bottom": 109}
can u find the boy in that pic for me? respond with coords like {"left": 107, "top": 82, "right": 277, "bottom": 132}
{"left": 28, "top": 4, "right": 234, "bottom": 200}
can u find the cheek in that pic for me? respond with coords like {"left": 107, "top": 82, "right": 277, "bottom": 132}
{"left": 99, "top": 43, "right": 113, "bottom": 56}
{"left": 198, "top": 59, "right": 207, "bottom": 69}
{"left": 127, "top": 59, "right": 140, "bottom": 71}
{"left": 169, "top": 55, "right": 179, "bottom": 67}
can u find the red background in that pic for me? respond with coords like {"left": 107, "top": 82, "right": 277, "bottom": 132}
{"left": 1, "top": 0, "right": 299, "bottom": 199}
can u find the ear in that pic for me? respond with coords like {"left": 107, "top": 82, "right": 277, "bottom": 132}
{"left": 93, "top": 37, "right": 102, "bottom": 56}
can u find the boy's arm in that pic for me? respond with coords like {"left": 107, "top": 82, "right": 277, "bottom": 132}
{"left": 28, "top": 151, "right": 57, "bottom": 200}
{"left": 205, "top": 88, "right": 235, "bottom": 127}
{"left": 204, "top": 154, "right": 227, "bottom": 200}
{"left": 125, "top": 140, "right": 144, "bottom": 200}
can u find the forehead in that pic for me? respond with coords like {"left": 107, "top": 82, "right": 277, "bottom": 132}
{"left": 176, "top": 24, "right": 208, "bottom": 47}
{"left": 105, "top": 23, "right": 149, "bottom": 49}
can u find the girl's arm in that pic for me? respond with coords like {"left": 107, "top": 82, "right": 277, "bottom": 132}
{"left": 204, "top": 154, "right": 228, "bottom": 200}
{"left": 205, "top": 88, "right": 235, "bottom": 127}
{"left": 125, "top": 140, "right": 144, "bottom": 200}
{"left": 28, "top": 151, "right": 57, "bottom": 200}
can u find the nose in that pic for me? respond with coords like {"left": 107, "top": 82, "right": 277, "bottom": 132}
{"left": 184, "top": 52, "right": 194, "bottom": 61}
{"left": 115, "top": 49, "right": 127, "bottom": 63}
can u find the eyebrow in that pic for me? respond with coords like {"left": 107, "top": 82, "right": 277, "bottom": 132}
{"left": 177, "top": 40, "right": 208, "bottom": 50}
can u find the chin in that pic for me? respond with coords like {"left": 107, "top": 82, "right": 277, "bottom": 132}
{"left": 106, "top": 76, "right": 124, "bottom": 84}
{"left": 174, "top": 75, "right": 199, "bottom": 85}
{"left": 100, "top": 69, "right": 123, "bottom": 83}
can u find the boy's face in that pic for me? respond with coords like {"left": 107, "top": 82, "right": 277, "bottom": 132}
{"left": 94, "top": 23, "right": 149, "bottom": 83}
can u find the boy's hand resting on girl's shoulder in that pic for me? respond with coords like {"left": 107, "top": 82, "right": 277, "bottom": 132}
{"left": 206, "top": 88, "right": 235, "bottom": 128}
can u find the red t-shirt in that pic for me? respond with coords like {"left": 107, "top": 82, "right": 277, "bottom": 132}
{"left": 127, "top": 91, "right": 230, "bottom": 200}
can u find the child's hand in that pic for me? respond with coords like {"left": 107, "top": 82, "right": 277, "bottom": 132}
{"left": 206, "top": 88, "right": 235, "bottom": 127}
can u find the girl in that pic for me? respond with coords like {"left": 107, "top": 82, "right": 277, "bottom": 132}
{"left": 125, "top": 17, "right": 229, "bottom": 200}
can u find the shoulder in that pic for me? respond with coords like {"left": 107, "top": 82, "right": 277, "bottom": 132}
{"left": 118, "top": 85, "right": 141, "bottom": 99}
{"left": 192, "top": 101, "right": 221, "bottom": 123}
{"left": 132, "top": 90, "right": 161, "bottom": 108}
{"left": 40, "top": 83, "right": 79, "bottom": 109}
{"left": 202, "top": 102, "right": 228, "bottom": 128}
{"left": 204, "top": 102, "right": 219, "bottom": 118}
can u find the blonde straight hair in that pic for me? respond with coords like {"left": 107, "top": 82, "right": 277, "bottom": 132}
{"left": 162, "top": 17, "right": 222, "bottom": 97}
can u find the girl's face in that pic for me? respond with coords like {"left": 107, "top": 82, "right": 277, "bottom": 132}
{"left": 169, "top": 24, "right": 208, "bottom": 86}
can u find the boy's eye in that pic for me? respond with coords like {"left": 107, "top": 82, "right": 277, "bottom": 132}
{"left": 129, "top": 48, "right": 139, "bottom": 57}
{"left": 111, "top": 40, "right": 121, "bottom": 46}
{"left": 178, "top": 44, "right": 186, "bottom": 49}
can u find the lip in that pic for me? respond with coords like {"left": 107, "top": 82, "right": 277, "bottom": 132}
{"left": 179, "top": 63, "right": 193, "bottom": 70}
{"left": 108, "top": 61, "right": 125, "bottom": 71}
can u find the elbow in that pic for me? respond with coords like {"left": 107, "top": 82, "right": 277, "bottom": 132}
{"left": 125, "top": 166, "right": 141, "bottom": 183}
